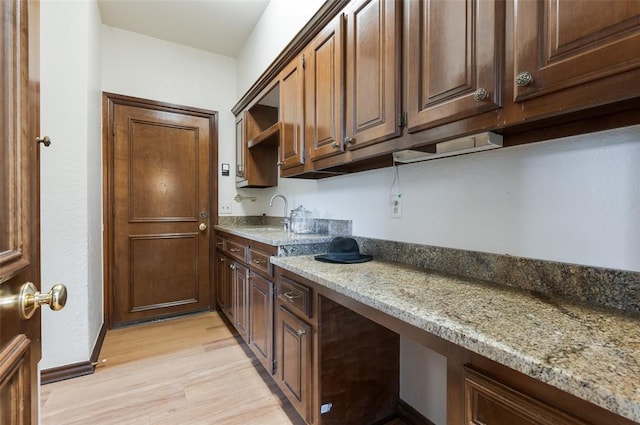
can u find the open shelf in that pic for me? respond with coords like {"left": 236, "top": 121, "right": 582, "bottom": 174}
{"left": 247, "top": 121, "right": 281, "bottom": 148}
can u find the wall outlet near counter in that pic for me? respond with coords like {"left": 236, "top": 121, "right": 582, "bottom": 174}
{"left": 390, "top": 194, "right": 402, "bottom": 218}
{"left": 219, "top": 201, "right": 232, "bottom": 215}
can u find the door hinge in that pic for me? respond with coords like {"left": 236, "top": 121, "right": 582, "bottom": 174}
{"left": 302, "top": 54, "right": 305, "bottom": 69}
{"left": 272, "top": 359, "right": 277, "bottom": 374}
{"left": 302, "top": 149, "right": 306, "bottom": 163}
{"left": 399, "top": 111, "right": 407, "bottom": 129}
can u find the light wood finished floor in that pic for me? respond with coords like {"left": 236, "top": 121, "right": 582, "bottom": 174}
{"left": 40, "top": 311, "right": 306, "bottom": 425}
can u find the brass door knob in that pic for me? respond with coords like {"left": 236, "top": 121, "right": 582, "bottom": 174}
{"left": 19, "top": 282, "right": 67, "bottom": 320}
{"left": 199, "top": 223, "right": 207, "bottom": 231}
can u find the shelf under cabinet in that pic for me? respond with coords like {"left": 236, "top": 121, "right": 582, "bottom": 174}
{"left": 247, "top": 121, "right": 281, "bottom": 149}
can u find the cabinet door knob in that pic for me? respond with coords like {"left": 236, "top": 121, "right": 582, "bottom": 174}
{"left": 515, "top": 71, "right": 534, "bottom": 87}
{"left": 344, "top": 137, "right": 354, "bottom": 146}
{"left": 332, "top": 142, "right": 340, "bottom": 149}
{"left": 296, "top": 329, "right": 306, "bottom": 336}
{"left": 472, "top": 88, "right": 490, "bottom": 102}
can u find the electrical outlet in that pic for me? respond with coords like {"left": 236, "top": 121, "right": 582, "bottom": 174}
{"left": 219, "top": 201, "right": 232, "bottom": 215}
{"left": 390, "top": 194, "right": 402, "bottom": 218}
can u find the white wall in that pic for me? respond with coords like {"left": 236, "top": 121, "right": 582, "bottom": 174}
{"left": 40, "top": 0, "right": 103, "bottom": 369}
{"left": 236, "top": 0, "right": 325, "bottom": 95}
{"left": 102, "top": 25, "right": 238, "bottom": 216}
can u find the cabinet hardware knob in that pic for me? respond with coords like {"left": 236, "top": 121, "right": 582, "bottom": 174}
{"left": 216, "top": 242, "right": 223, "bottom": 246}
{"left": 515, "top": 71, "right": 534, "bottom": 87}
{"left": 229, "top": 248, "right": 240, "bottom": 252}
{"left": 296, "top": 329, "right": 306, "bottom": 336}
{"left": 229, "top": 264, "right": 236, "bottom": 270}
{"left": 219, "top": 257, "right": 225, "bottom": 262}
{"left": 332, "top": 142, "right": 339, "bottom": 149}
{"left": 252, "top": 259, "right": 266, "bottom": 264}
{"left": 344, "top": 137, "right": 354, "bottom": 146}
{"left": 36, "top": 136, "right": 52, "bottom": 147}
{"left": 277, "top": 161, "right": 283, "bottom": 166}
{"left": 472, "top": 88, "right": 490, "bottom": 102}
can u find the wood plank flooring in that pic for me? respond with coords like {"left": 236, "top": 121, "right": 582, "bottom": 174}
{"left": 40, "top": 311, "right": 306, "bottom": 425}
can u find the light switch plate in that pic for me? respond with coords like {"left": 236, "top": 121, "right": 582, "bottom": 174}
{"left": 219, "top": 201, "right": 232, "bottom": 215}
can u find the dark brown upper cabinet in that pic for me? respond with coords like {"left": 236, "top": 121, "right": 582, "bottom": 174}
{"left": 511, "top": 0, "right": 640, "bottom": 119}
{"left": 305, "top": 13, "right": 345, "bottom": 163}
{"left": 343, "top": 0, "right": 402, "bottom": 151}
{"left": 279, "top": 54, "right": 306, "bottom": 176}
{"left": 237, "top": 85, "right": 280, "bottom": 188}
{"left": 405, "top": 0, "right": 504, "bottom": 133}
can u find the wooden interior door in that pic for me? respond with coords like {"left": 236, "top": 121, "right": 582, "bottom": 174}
{"left": 105, "top": 94, "right": 216, "bottom": 328}
{"left": 1, "top": 0, "right": 41, "bottom": 423}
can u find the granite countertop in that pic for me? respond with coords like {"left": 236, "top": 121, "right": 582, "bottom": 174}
{"left": 270, "top": 255, "right": 640, "bottom": 423}
{"left": 214, "top": 224, "right": 337, "bottom": 246}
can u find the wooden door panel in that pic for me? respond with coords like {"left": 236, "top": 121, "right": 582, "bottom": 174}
{"left": 129, "top": 234, "right": 199, "bottom": 312}
{"left": 406, "top": 0, "right": 503, "bottom": 132}
{"left": 233, "top": 263, "right": 249, "bottom": 341}
{"left": 306, "top": 14, "right": 344, "bottom": 162}
{"left": 513, "top": 0, "right": 640, "bottom": 102}
{"left": 129, "top": 122, "right": 199, "bottom": 221}
{"left": 345, "top": 0, "right": 401, "bottom": 149}
{"left": 1, "top": 0, "right": 40, "bottom": 422}
{"left": 108, "top": 99, "right": 214, "bottom": 327}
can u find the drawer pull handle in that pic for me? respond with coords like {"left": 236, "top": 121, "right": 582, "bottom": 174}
{"left": 229, "top": 264, "right": 236, "bottom": 270}
{"left": 252, "top": 259, "right": 266, "bottom": 264}
{"left": 229, "top": 248, "right": 241, "bottom": 252}
{"left": 216, "top": 242, "right": 223, "bottom": 246}
{"left": 283, "top": 291, "right": 301, "bottom": 301}
{"left": 296, "top": 329, "right": 306, "bottom": 336}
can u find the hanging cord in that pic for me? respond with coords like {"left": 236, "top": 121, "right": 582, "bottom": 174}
{"left": 390, "top": 161, "right": 402, "bottom": 199}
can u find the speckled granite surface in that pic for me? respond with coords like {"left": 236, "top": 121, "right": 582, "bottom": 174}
{"left": 353, "top": 237, "right": 640, "bottom": 314}
{"left": 270, "top": 255, "right": 640, "bottom": 423}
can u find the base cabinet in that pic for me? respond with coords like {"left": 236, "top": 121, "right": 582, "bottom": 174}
{"left": 276, "top": 305, "right": 313, "bottom": 423}
{"left": 248, "top": 271, "right": 275, "bottom": 373}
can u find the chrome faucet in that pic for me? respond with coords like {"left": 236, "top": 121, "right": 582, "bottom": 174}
{"left": 269, "top": 194, "right": 289, "bottom": 231}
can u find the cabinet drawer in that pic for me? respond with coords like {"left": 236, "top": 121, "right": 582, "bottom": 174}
{"left": 248, "top": 247, "right": 272, "bottom": 277}
{"left": 277, "top": 276, "right": 311, "bottom": 319}
{"left": 464, "top": 367, "right": 587, "bottom": 425}
{"left": 225, "top": 239, "right": 247, "bottom": 263}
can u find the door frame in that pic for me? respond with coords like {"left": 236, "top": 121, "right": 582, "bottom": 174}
{"left": 102, "top": 92, "right": 218, "bottom": 329}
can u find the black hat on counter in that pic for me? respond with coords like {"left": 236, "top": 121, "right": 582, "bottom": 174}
{"left": 314, "top": 237, "right": 372, "bottom": 264}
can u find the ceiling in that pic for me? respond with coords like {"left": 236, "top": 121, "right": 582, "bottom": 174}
{"left": 97, "top": 0, "right": 271, "bottom": 58}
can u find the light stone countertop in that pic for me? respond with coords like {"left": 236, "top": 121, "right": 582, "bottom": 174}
{"left": 270, "top": 255, "right": 640, "bottom": 423}
{"left": 214, "top": 224, "right": 337, "bottom": 246}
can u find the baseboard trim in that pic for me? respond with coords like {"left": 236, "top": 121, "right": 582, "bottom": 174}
{"left": 398, "top": 399, "right": 436, "bottom": 425}
{"left": 41, "top": 323, "right": 107, "bottom": 385}
{"left": 41, "top": 361, "right": 94, "bottom": 385}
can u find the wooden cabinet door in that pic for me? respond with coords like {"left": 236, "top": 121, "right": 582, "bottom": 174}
{"left": 235, "top": 114, "right": 247, "bottom": 186}
{"left": 406, "top": 0, "right": 503, "bottom": 132}
{"left": 279, "top": 55, "right": 305, "bottom": 174}
{"left": 305, "top": 13, "right": 345, "bottom": 162}
{"left": 248, "top": 272, "right": 274, "bottom": 374}
{"left": 276, "top": 305, "right": 312, "bottom": 424}
{"left": 215, "top": 253, "right": 230, "bottom": 313}
{"left": 344, "top": 0, "right": 401, "bottom": 150}
{"left": 232, "top": 262, "right": 249, "bottom": 341}
{"left": 513, "top": 0, "right": 640, "bottom": 103}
